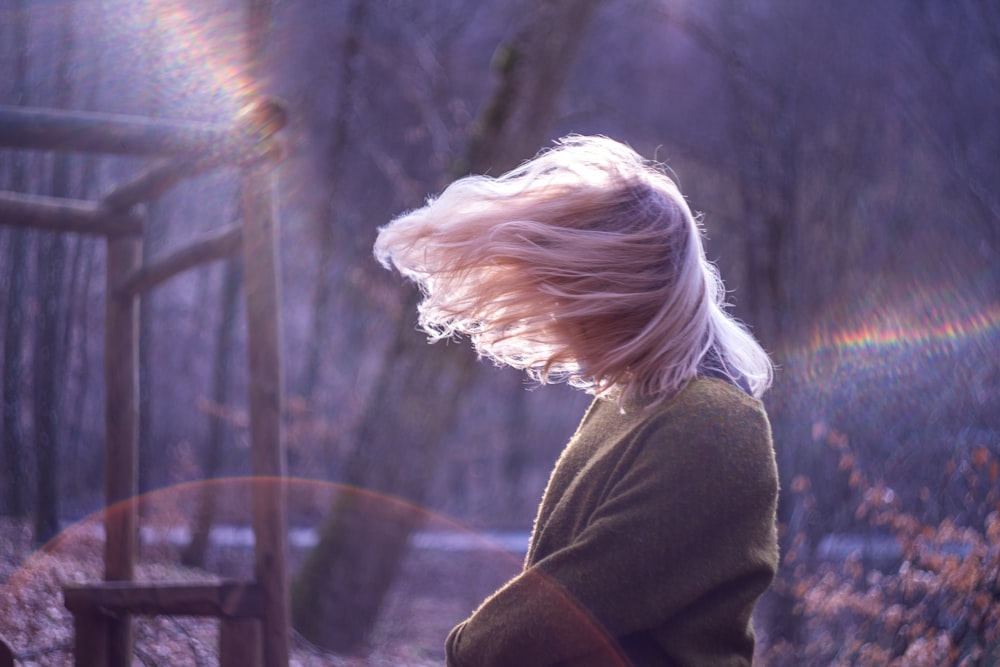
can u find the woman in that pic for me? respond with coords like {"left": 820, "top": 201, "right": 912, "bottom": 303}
{"left": 374, "top": 135, "right": 779, "bottom": 666}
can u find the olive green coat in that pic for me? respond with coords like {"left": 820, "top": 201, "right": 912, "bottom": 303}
{"left": 445, "top": 378, "right": 779, "bottom": 666}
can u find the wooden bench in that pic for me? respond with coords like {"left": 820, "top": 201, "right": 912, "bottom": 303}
{"left": 63, "top": 581, "right": 264, "bottom": 667}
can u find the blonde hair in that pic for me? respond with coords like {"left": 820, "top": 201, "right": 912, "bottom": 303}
{"left": 374, "top": 135, "right": 772, "bottom": 403}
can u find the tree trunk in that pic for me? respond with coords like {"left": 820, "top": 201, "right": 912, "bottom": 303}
{"left": 1, "top": 0, "right": 30, "bottom": 520}
{"left": 2, "top": 227, "right": 29, "bottom": 519}
{"left": 502, "top": 372, "right": 532, "bottom": 522}
{"left": 299, "top": 0, "right": 367, "bottom": 403}
{"left": 181, "top": 257, "right": 242, "bottom": 567}
{"left": 32, "top": 0, "right": 76, "bottom": 543}
{"left": 290, "top": 0, "right": 603, "bottom": 653}
{"left": 713, "top": 0, "right": 798, "bottom": 347}
{"left": 64, "top": 236, "right": 100, "bottom": 507}
{"left": 61, "top": 128, "right": 101, "bottom": 507}
{"left": 136, "top": 2, "right": 172, "bottom": 504}
{"left": 32, "top": 231, "right": 66, "bottom": 544}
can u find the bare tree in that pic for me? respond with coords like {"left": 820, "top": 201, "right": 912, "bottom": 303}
{"left": 32, "top": 0, "right": 77, "bottom": 543}
{"left": 291, "top": 0, "right": 603, "bottom": 652}
{"left": 137, "top": 3, "right": 169, "bottom": 504}
{"left": 679, "top": 0, "right": 803, "bottom": 345}
{"left": 902, "top": 0, "right": 1000, "bottom": 270}
{"left": 298, "top": 0, "right": 368, "bottom": 403}
{"left": 1, "top": 0, "right": 30, "bottom": 519}
{"left": 180, "top": 255, "right": 242, "bottom": 567}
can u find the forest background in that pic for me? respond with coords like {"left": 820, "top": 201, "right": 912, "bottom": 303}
{"left": 1, "top": 0, "right": 999, "bottom": 665}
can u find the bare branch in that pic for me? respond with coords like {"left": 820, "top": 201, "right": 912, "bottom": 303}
{"left": 655, "top": 4, "right": 780, "bottom": 99}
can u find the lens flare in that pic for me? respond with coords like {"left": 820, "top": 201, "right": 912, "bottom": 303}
{"left": 779, "top": 279, "right": 999, "bottom": 408}
{"left": 805, "top": 289, "right": 997, "bottom": 361}
{"left": 103, "top": 0, "right": 263, "bottom": 121}
{"left": 0, "top": 478, "right": 627, "bottom": 664}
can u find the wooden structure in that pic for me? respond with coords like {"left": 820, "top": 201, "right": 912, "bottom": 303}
{"left": 0, "top": 100, "right": 290, "bottom": 667}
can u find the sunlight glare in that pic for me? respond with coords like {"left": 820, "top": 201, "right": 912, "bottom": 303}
{"left": 109, "top": 0, "right": 261, "bottom": 120}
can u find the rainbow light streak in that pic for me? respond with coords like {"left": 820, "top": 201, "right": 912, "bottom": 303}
{"left": 805, "top": 303, "right": 999, "bottom": 360}
{"left": 111, "top": 0, "right": 261, "bottom": 121}
{"left": 782, "top": 282, "right": 999, "bottom": 385}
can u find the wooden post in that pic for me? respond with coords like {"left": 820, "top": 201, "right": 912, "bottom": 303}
{"left": 241, "top": 2, "right": 288, "bottom": 663}
{"left": 220, "top": 618, "right": 263, "bottom": 667}
{"left": 104, "top": 234, "right": 142, "bottom": 667}
{"left": 72, "top": 610, "right": 109, "bottom": 667}
{"left": 240, "top": 165, "right": 289, "bottom": 667}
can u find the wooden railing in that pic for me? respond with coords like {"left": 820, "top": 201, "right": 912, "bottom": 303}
{"left": 63, "top": 582, "right": 265, "bottom": 667}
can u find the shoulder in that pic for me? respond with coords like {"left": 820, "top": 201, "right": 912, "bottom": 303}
{"left": 635, "top": 377, "right": 770, "bottom": 443}
{"left": 626, "top": 378, "right": 776, "bottom": 485}
{"left": 671, "top": 376, "right": 767, "bottom": 417}
{"left": 572, "top": 378, "right": 775, "bottom": 487}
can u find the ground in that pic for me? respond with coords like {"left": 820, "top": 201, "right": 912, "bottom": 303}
{"left": 0, "top": 518, "right": 521, "bottom": 667}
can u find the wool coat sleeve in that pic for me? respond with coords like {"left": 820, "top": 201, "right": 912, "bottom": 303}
{"left": 445, "top": 388, "right": 779, "bottom": 666}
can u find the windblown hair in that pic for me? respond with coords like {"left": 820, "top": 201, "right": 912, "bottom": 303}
{"left": 374, "top": 135, "right": 773, "bottom": 403}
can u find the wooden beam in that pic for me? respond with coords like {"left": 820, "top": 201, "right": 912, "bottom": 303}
{"left": 104, "top": 233, "right": 142, "bottom": 667}
{"left": 0, "top": 99, "right": 287, "bottom": 158}
{"left": 100, "top": 139, "right": 282, "bottom": 212}
{"left": 64, "top": 582, "right": 266, "bottom": 619}
{"left": 0, "top": 190, "right": 143, "bottom": 236}
{"left": 115, "top": 224, "right": 243, "bottom": 297}
{"left": 0, "top": 104, "right": 241, "bottom": 156}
